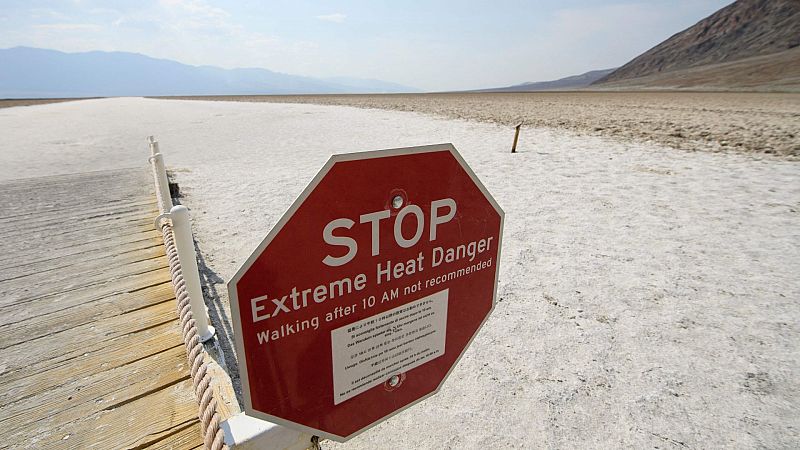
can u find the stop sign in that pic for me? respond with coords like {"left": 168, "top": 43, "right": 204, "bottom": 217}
{"left": 228, "top": 143, "right": 503, "bottom": 441}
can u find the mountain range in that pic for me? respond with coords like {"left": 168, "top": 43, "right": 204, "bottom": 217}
{"left": 479, "top": 0, "right": 799, "bottom": 92}
{"left": 473, "top": 69, "right": 616, "bottom": 92}
{"left": 593, "top": 0, "right": 800, "bottom": 91}
{"left": 0, "top": 47, "right": 418, "bottom": 98}
{"left": 3, "top": 0, "right": 798, "bottom": 97}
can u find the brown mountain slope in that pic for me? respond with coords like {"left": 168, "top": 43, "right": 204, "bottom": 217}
{"left": 596, "top": 46, "right": 800, "bottom": 92}
{"left": 595, "top": 0, "right": 800, "bottom": 88}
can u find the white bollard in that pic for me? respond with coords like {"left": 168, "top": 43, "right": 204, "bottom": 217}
{"left": 148, "top": 136, "right": 159, "bottom": 156}
{"left": 170, "top": 205, "right": 216, "bottom": 343}
{"left": 150, "top": 153, "right": 173, "bottom": 213}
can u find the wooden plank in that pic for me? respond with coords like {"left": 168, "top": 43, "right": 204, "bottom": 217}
{"left": 0, "top": 193, "right": 153, "bottom": 218}
{"left": 0, "top": 197, "right": 154, "bottom": 226}
{"left": 0, "top": 197, "right": 155, "bottom": 226}
{"left": 0, "top": 168, "right": 202, "bottom": 449}
{"left": 0, "top": 206, "right": 157, "bottom": 237}
{"left": 1, "top": 236, "right": 163, "bottom": 281}
{"left": 0, "top": 177, "right": 152, "bottom": 210}
{"left": 0, "top": 321, "right": 183, "bottom": 408}
{"left": 85, "top": 379, "right": 200, "bottom": 449}
{"left": 1, "top": 235, "right": 163, "bottom": 281}
{"left": 0, "top": 168, "right": 151, "bottom": 201}
{"left": 0, "top": 268, "right": 172, "bottom": 327}
{"left": 0, "top": 216, "right": 156, "bottom": 256}
{"left": 0, "top": 193, "right": 152, "bottom": 213}
{"left": 0, "top": 346, "right": 191, "bottom": 432}
{"left": 1, "top": 379, "right": 200, "bottom": 449}
{"left": 0, "top": 281, "right": 175, "bottom": 349}
{"left": 0, "top": 195, "right": 155, "bottom": 231}
{"left": 0, "top": 200, "right": 155, "bottom": 232}
{"left": 141, "top": 421, "right": 203, "bottom": 450}
{"left": 1, "top": 300, "right": 177, "bottom": 374}
{"left": 0, "top": 167, "right": 143, "bottom": 187}
{"left": 207, "top": 353, "right": 241, "bottom": 422}
{"left": 0, "top": 255, "right": 169, "bottom": 306}
{"left": 0, "top": 222, "right": 157, "bottom": 265}
{"left": 0, "top": 251, "right": 168, "bottom": 302}
{"left": 0, "top": 228, "right": 162, "bottom": 271}
{"left": 0, "top": 182, "right": 149, "bottom": 209}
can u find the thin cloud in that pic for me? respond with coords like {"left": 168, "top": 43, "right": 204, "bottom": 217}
{"left": 29, "top": 8, "right": 70, "bottom": 20}
{"left": 34, "top": 23, "right": 103, "bottom": 32}
{"left": 316, "top": 13, "right": 346, "bottom": 23}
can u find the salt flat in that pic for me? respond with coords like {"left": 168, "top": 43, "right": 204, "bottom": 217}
{"left": 1, "top": 97, "right": 798, "bottom": 448}
{"left": 168, "top": 92, "right": 800, "bottom": 157}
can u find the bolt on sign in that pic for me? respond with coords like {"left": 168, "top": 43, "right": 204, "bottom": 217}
{"left": 228, "top": 143, "right": 504, "bottom": 441}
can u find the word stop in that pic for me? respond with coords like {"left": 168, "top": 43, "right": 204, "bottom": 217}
{"left": 322, "top": 198, "right": 456, "bottom": 267}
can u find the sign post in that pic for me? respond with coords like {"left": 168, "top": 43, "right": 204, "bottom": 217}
{"left": 228, "top": 143, "right": 503, "bottom": 441}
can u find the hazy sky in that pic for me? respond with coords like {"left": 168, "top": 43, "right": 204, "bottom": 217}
{"left": 0, "top": 0, "right": 732, "bottom": 91}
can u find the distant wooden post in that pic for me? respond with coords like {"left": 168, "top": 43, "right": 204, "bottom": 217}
{"left": 511, "top": 122, "right": 523, "bottom": 153}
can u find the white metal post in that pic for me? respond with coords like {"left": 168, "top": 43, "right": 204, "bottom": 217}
{"left": 148, "top": 136, "right": 160, "bottom": 157}
{"left": 150, "top": 153, "right": 173, "bottom": 214}
{"left": 170, "top": 205, "right": 216, "bottom": 342}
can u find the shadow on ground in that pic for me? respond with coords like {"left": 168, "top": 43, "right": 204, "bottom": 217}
{"left": 172, "top": 193, "right": 244, "bottom": 407}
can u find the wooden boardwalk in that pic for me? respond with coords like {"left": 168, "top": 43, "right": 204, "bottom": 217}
{"left": 0, "top": 169, "right": 203, "bottom": 449}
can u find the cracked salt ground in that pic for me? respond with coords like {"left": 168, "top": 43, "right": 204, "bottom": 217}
{"left": 1, "top": 97, "right": 798, "bottom": 448}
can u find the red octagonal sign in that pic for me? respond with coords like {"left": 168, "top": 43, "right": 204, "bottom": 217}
{"left": 228, "top": 144, "right": 504, "bottom": 441}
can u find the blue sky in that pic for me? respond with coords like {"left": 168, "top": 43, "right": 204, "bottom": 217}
{"left": 0, "top": 0, "right": 732, "bottom": 91}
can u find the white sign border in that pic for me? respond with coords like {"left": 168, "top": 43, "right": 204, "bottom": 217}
{"left": 227, "top": 143, "right": 505, "bottom": 442}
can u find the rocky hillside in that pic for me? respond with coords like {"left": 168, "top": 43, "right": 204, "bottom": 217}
{"left": 595, "top": 0, "right": 800, "bottom": 88}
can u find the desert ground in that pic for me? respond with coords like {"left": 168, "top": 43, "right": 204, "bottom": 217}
{"left": 0, "top": 97, "right": 798, "bottom": 448}
{"left": 0, "top": 98, "right": 92, "bottom": 109}
{"left": 164, "top": 92, "right": 800, "bottom": 158}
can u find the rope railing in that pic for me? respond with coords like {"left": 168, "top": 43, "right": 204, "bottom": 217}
{"left": 161, "top": 223, "right": 225, "bottom": 449}
{"left": 148, "top": 136, "right": 226, "bottom": 450}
